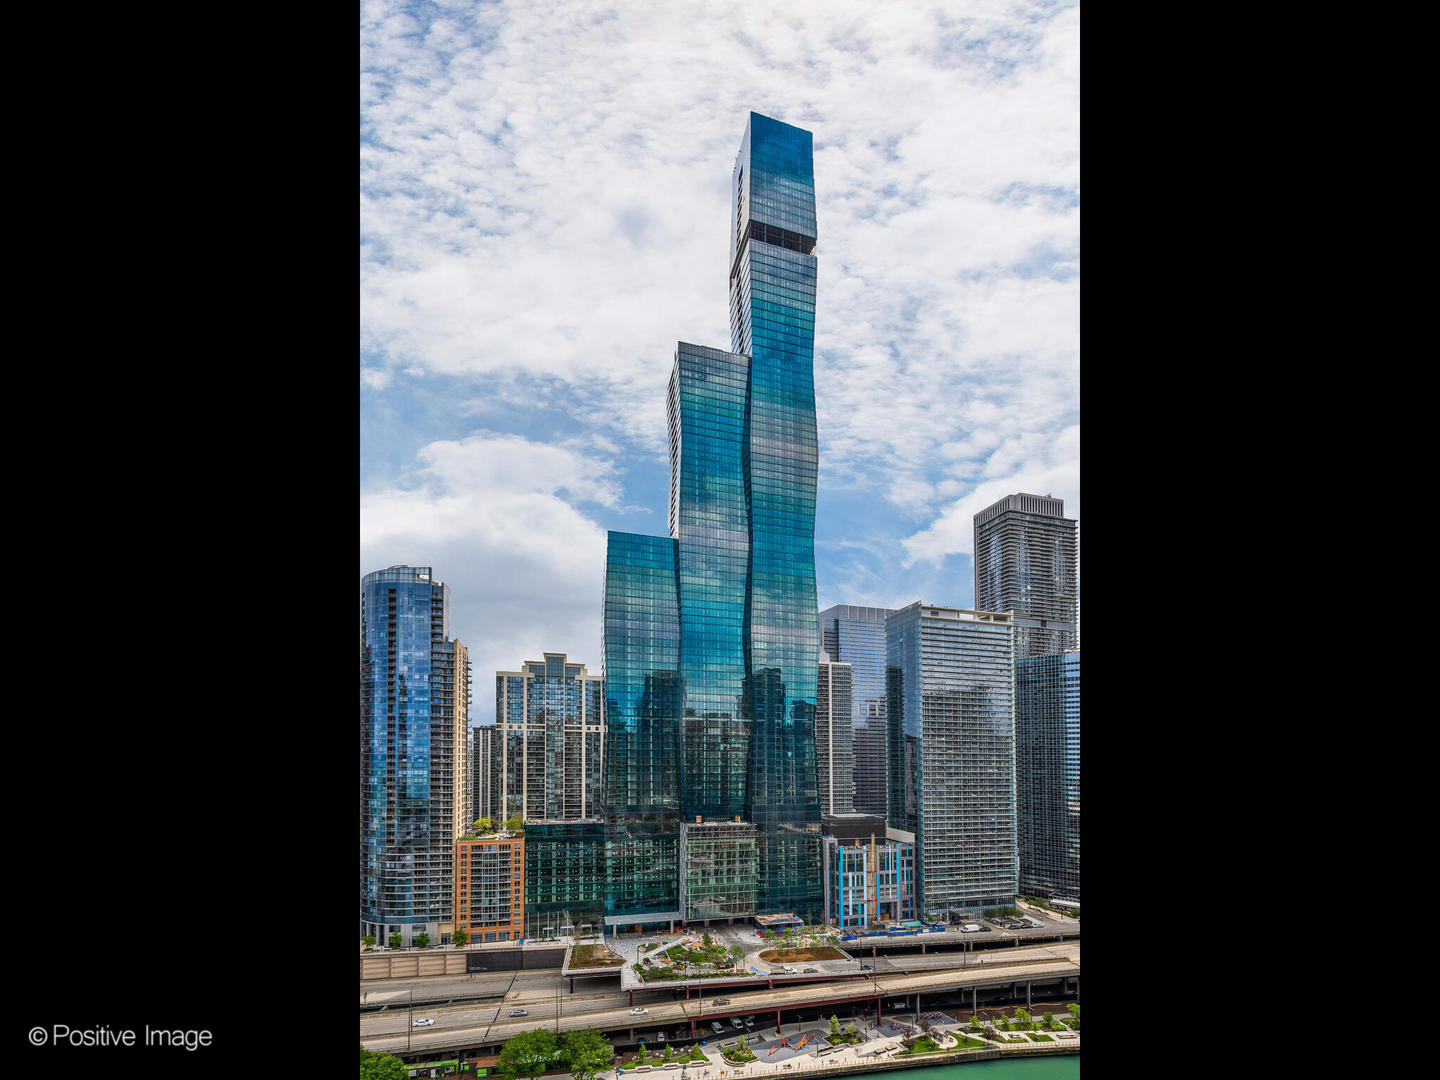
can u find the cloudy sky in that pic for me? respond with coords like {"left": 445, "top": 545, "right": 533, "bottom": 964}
{"left": 360, "top": 0, "right": 1079, "bottom": 726}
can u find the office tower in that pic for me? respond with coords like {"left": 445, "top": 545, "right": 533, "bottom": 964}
{"left": 819, "top": 605, "right": 892, "bottom": 817}
{"left": 816, "top": 653, "right": 854, "bottom": 816}
{"left": 496, "top": 654, "right": 605, "bottom": 822}
{"left": 886, "top": 603, "right": 1017, "bottom": 914}
{"left": 603, "top": 112, "right": 823, "bottom": 923}
{"left": 454, "top": 829, "right": 524, "bottom": 943}
{"left": 820, "top": 813, "right": 915, "bottom": 929}
{"left": 973, "top": 493, "right": 1078, "bottom": 659}
{"left": 1015, "top": 651, "right": 1080, "bottom": 901}
{"left": 360, "top": 565, "right": 470, "bottom": 947}
{"left": 469, "top": 723, "right": 502, "bottom": 825}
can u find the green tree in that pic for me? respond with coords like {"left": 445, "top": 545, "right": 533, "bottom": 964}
{"left": 968, "top": 1014, "right": 983, "bottom": 1033}
{"left": 415, "top": 932, "right": 431, "bottom": 949}
{"left": 388, "top": 933, "right": 402, "bottom": 950}
{"left": 359, "top": 1048, "right": 409, "bottom": 1080}
{"left": 1044, "top": 1012, "right": 1056, "bottom": 1031}
{"left": 728, "top": 944, "right": 743, "bottom": 963}
{"left": 736, "top": 1035, "right": 747, "bottom": 1054}
{"left": 505, "top": 815, "right": 524, "bottom": 832}
{"left": 1066, "top": 1002, "right": 1080, "bottom": 1029}
{"left": 844, "top": 1021, "right": 858, "bottom": 1040}
{"left": 1014, "top": 1008, "right": 1030, "bottom": 1030}
{"left": 498, "top": 1028, "right": 559, "bottom": 1080}
{"left": 362, "top": 933, "right": 376, "bottom": 948}
{"left": 452, "top": 929, "right": 470, "bottom": 947}
{"left": 781, "top": 926, "right": 798, "bottom": 956}
{"left": 561, "top": 1029, "right": 612, "bottom": 1080}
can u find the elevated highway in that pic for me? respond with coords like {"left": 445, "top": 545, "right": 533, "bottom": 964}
{"left": 361, "top": 941, "right": 1078, "bottom": 1060}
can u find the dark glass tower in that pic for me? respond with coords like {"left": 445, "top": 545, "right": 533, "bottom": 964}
{"left": 1015, "top": 651, "right": 1080, "bottom": 900}
{"left": 604, "top": 113, "right": 822, "bottom": 922}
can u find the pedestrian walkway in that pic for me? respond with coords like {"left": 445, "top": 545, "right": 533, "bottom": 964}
{"left": 637, "top": 1014, "right": 1077, "bottom": 1078}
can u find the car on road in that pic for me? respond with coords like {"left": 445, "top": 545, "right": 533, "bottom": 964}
{"left": 781, "top": 966, "right": 796, "bottom": 974}
{"left": 744, "top": 1017, "right": 754, "bottom": 1028}
{"left": 412, "top": 1018, "right": 434, "bottom": 1027}
{"left": 860, "top": 964, "right": 873, "bottom": 970}
{"left": 655, "top": 1031, "right": 666, "bottom": 1043}
{"left": 730, "top": 1017, "right": 744, "bottom": 1030}
{"left": 630, "top": 1007, "right": 649, "bottom": 1016}
{"left": 509, "top": 1009, "right": 529, "bottom": 1017}
{"left": 803, "top": 967, "right": 819, "bottom": 973}
{"left": 712, "top": 1021, "right": 725, "bottom": 1034}
{"left": 714, "top": 998, "right": 732, "bottom": 1006}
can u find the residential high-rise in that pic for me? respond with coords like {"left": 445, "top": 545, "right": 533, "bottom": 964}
{"left": 886, "top": 602, "right": 1017, "bottom": 915}
{"left": 819, "top": 605, "right": 892, "bottom": 818}
{"left": 469, "top": 723, "right": 501, "bottom": 825}
{"left": 604, "top": 112, "right": 823, "bottom": 924}
{"left": 973, "top": 493, "right": 1078, "bottom": 659}
{"left": 816, "top": 653, "right": 854, "bottom": 816}
{"left": 454, "top": 829, "right": 524, "bottom": 943}
{"left": 360, "top": 565, "right": 470, "bottom": 947}
{"left": 1015, "top": 651, "right": 1080, "bottom": 901}
{"left": 496, "top": 654, "right": 604, "bottom": 822}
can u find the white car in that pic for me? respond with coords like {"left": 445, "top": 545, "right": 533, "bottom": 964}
{"left": 631, "top": 1007, "right": 649, "bottom": 1016}
{"left": 412, "top": 1018, "right": 435, "bottom": 1027}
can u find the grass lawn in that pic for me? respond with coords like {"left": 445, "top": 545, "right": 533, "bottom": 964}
{"left": 1028, "top": 1034, "right": 1054, "bottom": 1042}
{"left": 895, "top": 1037, "right": 944, "bottom": 1055}
{"left": 570, "top": 944, "right": 624, "bottom": 968}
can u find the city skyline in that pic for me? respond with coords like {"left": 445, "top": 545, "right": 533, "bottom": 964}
{"left": 360, "top": 2, "right": 1080, "bottom": 727}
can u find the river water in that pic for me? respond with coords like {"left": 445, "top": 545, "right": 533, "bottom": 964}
{"left": 847, "top": 1060, "right": 1078, "bottom": 1080}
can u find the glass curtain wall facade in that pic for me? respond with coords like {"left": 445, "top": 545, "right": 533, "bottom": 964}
{"left": 731, "top": 114, "right": 822, "bottom": 918}
{"left": 496, "top": 654, "right": 604, "bottom": 822}
{"left": 360, "top": 566, "right": 467, "bottom": 946}
{"left": 819, "top": 606, "right": 892, "bottom": 818}
{"left": 886, "top": 603, "right": 1017, "bottom": 915}
{"left": 603, "top": 113, "right": 823, "bottom": 922}
{"left": 602, "top": 532, "right": 682, "bottom": 925}
{"left": 524, "top": 821, "right": 606, "bottom": 940}
{"left": 1015, "top": 652, "right": 1080, "bottom": 900}
{"left": 679, "top": 819, "right": 759, "bottom": 924}
{"left": 973, "top": 494, "right": 1078, "bottom": 659}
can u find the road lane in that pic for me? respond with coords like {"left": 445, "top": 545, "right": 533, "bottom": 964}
{"left": 362, "top": 943, "right": 1078, "bottom": 1053}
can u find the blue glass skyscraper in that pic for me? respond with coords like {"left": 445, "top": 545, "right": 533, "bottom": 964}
{"left": 604, "top": 113, "right": 822, "bottom": 924}
{"left": 360, "top": 565, "right": 470, "bottom": 947}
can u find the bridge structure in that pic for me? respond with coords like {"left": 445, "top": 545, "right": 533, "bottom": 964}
{"left": 362, "top": 947, "right": 1079, "bottom": 1064}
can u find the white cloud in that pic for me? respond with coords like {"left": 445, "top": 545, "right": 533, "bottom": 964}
{"left": 900, "top": 425, "right": 1079, "bottom": 567}
{"left": 361, "top": 431, "right": 619, "bottom": 721}
{"left": 360, "top": 1, "right": 1080, "bottom": 685}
